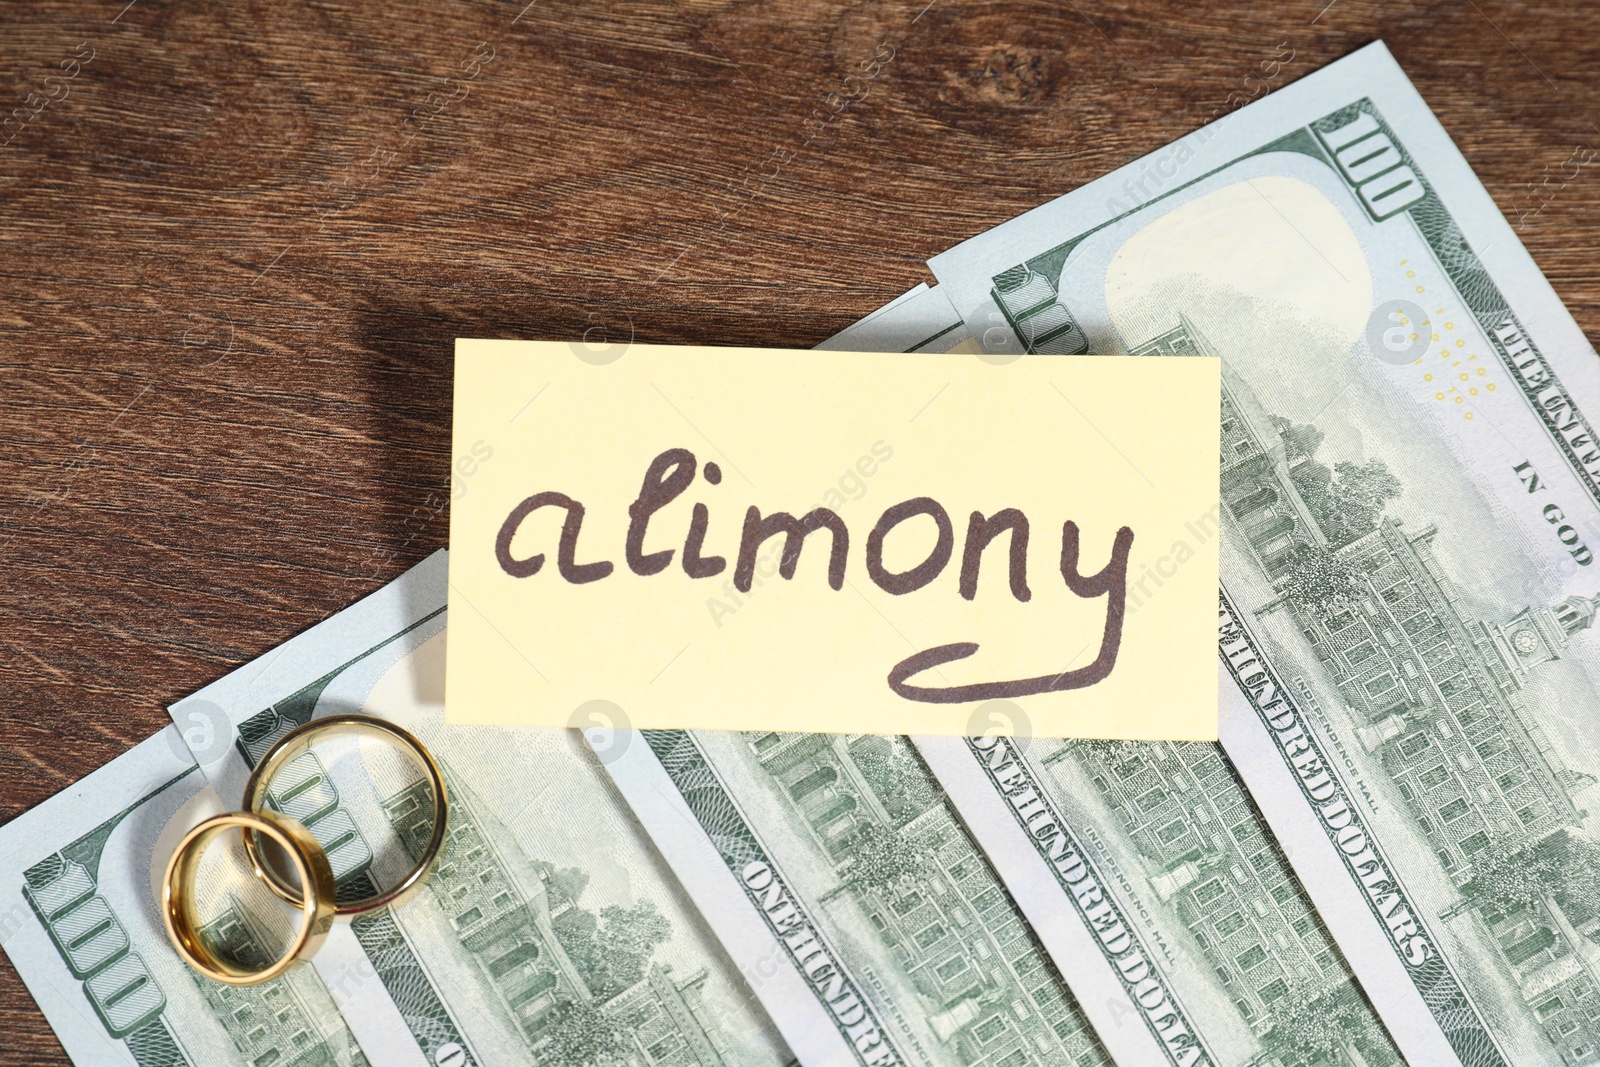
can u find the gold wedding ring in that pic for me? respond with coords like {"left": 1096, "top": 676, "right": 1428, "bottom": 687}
{"left": 162, "top": 810, "right": 335, "bottom": 985}
{"left": 243, "top": 714, "right": 449, "bottom": 916}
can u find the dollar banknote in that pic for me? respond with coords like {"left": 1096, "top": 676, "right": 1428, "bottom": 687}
{"left": 914, "top": 732, "right": 1400, "bottom": 1067}
{"left": 927, "top": 38, "right": 1600, "bottom": 1067}
{"left": 590, "top": 727, "right": 1113, "bottom": 1067}
{"left": 816, "top": 270, "right": 1400, "bottom": 1067}
{"left": 168, "top": 550, "right": 795, "bottom": 1067}
{"left": 0, "top": 727, "right": 375, "bottom": 1066}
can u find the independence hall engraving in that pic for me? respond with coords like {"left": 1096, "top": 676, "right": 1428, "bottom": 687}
{"left": 1153, "top": 313, "right": 1600, "bottom": 1065}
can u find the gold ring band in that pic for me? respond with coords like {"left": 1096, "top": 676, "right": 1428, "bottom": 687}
{"left": 162, "top": 810, "right": 335, "bottom": 985}
{"left": 243, "top": 714, "right": 448, "bottom": 916}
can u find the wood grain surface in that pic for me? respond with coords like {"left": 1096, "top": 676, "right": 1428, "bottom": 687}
{"left": 1, "top": 0, "right": 1597, "bottom": 1059}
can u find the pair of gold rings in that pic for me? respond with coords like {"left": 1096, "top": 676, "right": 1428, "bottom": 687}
{"left": 161, "top": 714, "right": 449, "bottom": 985}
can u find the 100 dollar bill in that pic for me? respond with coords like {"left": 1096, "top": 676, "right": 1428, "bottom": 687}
{"left": 930, "top": 39, "right": 1600, "bottom": 1067}
{"left": 168, "top": 551, "right": 794, "bottom": 1067}
{"left": 591, "top": 726, "right": 1111, "bottom": 1067}
{"left": 914, "top": 731, "right": 1400, "bottom": 1067}
{"left": 0, "top": 728, "right": 374, "bottom": 1067}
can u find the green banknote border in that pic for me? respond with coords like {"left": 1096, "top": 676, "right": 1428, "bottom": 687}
{"left": 21, "top": 767, "right": 198, "bottom": 1067}
{"left": 956, "top": 737, "right": 1213, "bottom": 1067}
{"left": 905, "top": 320, "right": 964, "bottom": 352}
{"left": 639, "top": 729, "right": 905, "bottom": 1067}
{"left": 988, "top": 98, "right": 1600, "bottom": 509}
{"left": 1217, "top": 589, "right": 1507, "bottom": 1067}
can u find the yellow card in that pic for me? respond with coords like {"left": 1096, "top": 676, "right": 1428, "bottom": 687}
{"left": 447, "top": 339, "right": 1219, "bottom": 739}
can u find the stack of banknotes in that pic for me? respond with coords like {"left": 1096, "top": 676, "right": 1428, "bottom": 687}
{"left": 7, "top": 39, "right": 1600, "bottom": 1067}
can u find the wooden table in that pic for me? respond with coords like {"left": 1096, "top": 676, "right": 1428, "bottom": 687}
{"left": 1, "top": 0, "right": 1596, "bottom": 1059}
